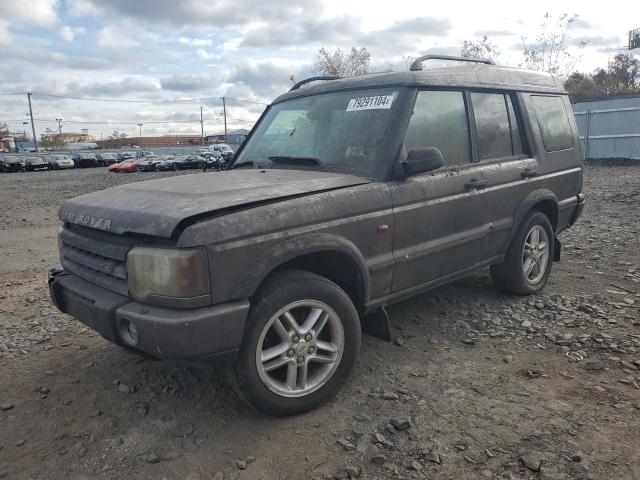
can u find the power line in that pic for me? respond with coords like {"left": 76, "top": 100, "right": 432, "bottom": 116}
{"left": 27, "top": 92, "right": 268, "bottom": 105}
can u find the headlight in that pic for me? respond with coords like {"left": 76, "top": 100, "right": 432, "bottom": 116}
{"left": 127, "top": 247, "right": 211, "bottom": 308}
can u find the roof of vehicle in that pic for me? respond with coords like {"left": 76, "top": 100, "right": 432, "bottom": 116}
{"left": 273, "top": 63, "right": 565, "bottom": 104}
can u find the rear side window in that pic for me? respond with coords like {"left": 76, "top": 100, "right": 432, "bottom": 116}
{"left": 405, "top": 90, "right": 471, "bottom": 167}
{"left": 531, "top": 95, "right": 574, "bottom": 152}
{"left": 471, "top": 92, "right": 525, "bottom": 160}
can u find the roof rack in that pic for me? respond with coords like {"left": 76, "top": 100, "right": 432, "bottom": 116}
{"left": 289, "top": 76, "right": 341, "bottom": 91}
{"left": 409, "top": 55, "right": 495, "bottom": 71}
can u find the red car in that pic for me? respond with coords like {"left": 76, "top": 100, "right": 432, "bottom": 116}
{"left": 108, "top": 159, "right": 139, "bottom": 173}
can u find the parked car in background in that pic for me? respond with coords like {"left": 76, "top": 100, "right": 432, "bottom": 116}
{"left": 97, "top": 153, "right": 118, "bottom": 166}
{"left": 24, "top": 156, "right": 49, "bottom": 171}
{"left": 110, "top": 158, "right": 140, "bottom": 173}
{"left": 135, "top": 150, "right": 156, "bottom": 159}
{"left": 136, "top": 157, "right": 159, "bottom": 172}
{"left": 153, "top": 155, "right": 176, "bottom": 171}
{"left": 171, "top": 154, "right": 205, "bottom": 170}
{"left": 73, "top": 152, "right": 98, "bottom": 168}
{"left": 209, "top": 143, "right": 234, "bottom": 160}
{"left": 0, "top": 155, "right": 23, "bottom": 172}
{"left": 117, "top": 151, "right": 135, "bottom": 162}
{"left": 48, "top": 154, "right": 75, "bottom": 170}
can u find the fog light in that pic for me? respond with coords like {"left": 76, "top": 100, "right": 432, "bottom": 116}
{"left": 119, "top": 318, "right": 139, "bottom": 346}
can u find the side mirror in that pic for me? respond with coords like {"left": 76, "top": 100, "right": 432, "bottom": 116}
{"left": 401, "top": 147, "right": 444, "bottom": 177}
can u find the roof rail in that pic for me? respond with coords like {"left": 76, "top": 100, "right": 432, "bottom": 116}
{"left": 409, "top": 55, "right": 495, "bottom": 71}
{"left": 289, "top": 76, "right": 341, "bottom": 91}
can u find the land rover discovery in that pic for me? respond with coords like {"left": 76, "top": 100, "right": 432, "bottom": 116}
{"left": 49, "top": 56, "right": 585, "bottom": 416}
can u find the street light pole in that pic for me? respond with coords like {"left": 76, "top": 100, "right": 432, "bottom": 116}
{"left": 200, "top": 106, "right": 204, "bottom": 146}
{"left": 222, "top": 97, "right": 228, "bottom": 143}
{"left": 27, "top": 92, "right": 38, "bottom": 151}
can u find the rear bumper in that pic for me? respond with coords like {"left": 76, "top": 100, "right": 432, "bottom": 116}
{"left": 49, "top": 269, "right": 249, "bottom": 359}
{"left": 569, "top": 193, "right": 585, "bottom": 227}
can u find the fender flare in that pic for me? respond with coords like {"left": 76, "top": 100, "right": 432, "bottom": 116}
{"left": 502, "top": 188, "right": 559, "bottom": 251}
{"left": 231, "top": 233, "right": 371, "bottom": 302}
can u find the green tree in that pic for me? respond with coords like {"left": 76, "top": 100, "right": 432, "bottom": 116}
{"left": 313, "top": 47, "right": 370, "bottom": 77}
{"left": 0, "top": 122, "right": 9, "bottom": 137}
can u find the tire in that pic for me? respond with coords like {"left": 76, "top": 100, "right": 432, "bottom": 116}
{"left": 236, "top": 270, "right": 361, "bottom": 416}
{"left": 491, "top": 210, "right": 554, "bottom": 295}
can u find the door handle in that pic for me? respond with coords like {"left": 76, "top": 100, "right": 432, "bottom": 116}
{"left": 464, "top": 178, "right": 488, "bottom": 190}
{"left": 521, "top": 168, "right": 538, "bottom": 178}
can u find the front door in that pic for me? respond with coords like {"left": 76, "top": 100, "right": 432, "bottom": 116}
{"left": 391, "top": 89, "right": 490, "bottom": 293}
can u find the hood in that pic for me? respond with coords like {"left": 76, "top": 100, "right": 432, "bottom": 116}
{"left": 59, "top": 169, "right": 370, "bottom": 238}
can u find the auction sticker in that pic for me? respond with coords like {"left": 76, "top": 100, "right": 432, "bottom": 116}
{"left": 346, "top": 95, "right": 394, "bottom": 111}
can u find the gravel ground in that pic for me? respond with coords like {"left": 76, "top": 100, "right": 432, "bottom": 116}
{"left": 0, "top": 166, "right": 639, "bottom": 480}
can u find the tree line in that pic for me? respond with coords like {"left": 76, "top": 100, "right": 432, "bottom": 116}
{"left": 312, "top": 13, "right": 638, "bottom": 104}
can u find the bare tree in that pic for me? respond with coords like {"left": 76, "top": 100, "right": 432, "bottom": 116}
{"left": 313, "top": 47, "right": 371, "bottom": 77}
{"left": 521, "top": 13, "right": 588, "bottom": 80}
{"left": 461, "top": 35, "right": 500, "bottom": 61}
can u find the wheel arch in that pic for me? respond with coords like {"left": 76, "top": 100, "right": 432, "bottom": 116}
{"left": 503, "top": 189, "right": 559, "bottom": 252}
{"left": 232, "top": 233, "right": 370, "bottom": 311}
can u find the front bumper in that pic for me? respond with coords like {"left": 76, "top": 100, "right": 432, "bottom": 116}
{"left": 49, "top": 269, "right": 249, "bottom": 359}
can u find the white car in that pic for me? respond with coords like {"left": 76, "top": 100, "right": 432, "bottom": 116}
{"left": 49, "top": 155, "right": 75, "bottom": 170}
{"left": 208, "top": 143, "right": 233, "bottom": 159}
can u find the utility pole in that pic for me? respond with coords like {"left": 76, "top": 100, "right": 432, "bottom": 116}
{"left": 200, "top": 106, "right": 204, "bottom": 145}
{"left": 137, "top": 123, "right": 143, "bottom": 137}
{"left": 222, "top": 97, "right": 228, "bottom": 143}
{"left": 27, "top": 92, "right": 38, "bottom": 151}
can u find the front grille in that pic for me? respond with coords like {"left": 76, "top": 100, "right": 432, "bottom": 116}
{"left": 60, "top": 226, "right": 132, "bottom": 296}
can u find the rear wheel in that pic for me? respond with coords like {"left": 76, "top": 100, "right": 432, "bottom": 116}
{"left": 236, "top": 270, "right": 360, "bottom": 416}
{"left": 491, "top": 211, "right": 554, "bottom": 295}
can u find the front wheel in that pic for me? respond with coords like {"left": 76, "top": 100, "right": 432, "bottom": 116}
{"left": 491, "top": 211, "right": 554, "bottom": 295}
{"left": 236, "top": 270, "right": 360, "bottom": 416}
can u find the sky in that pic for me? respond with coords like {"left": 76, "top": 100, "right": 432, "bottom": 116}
{"left": 0, "top": 0, "right": 637, "bottom": 139}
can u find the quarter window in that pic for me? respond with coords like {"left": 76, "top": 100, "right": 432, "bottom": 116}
{"left": 405, "top": 90, "right": 471, "bottom": 167}
{"left": 531, "top": 95, "right": 574, "bottom": 152}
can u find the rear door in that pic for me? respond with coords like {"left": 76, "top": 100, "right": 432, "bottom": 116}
{"left": 467, "top": 91, "right": 536, "bottom": 258}
{"left": 390, "top": 89, "right": 491, "bottom": 293}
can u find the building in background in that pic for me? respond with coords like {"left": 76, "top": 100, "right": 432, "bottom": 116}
{"left": 41, "top": 132, "right": 96, "bottom": 143}
{"left": 205, "top": 128, "right": 250, "bottom": 145}
{"left": 573, "top": 96, "right": 640, "bottom": 160}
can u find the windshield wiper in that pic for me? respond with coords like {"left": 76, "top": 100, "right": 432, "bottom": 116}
{"left": 268, "top": 156, "right": 327, "bottom": 171}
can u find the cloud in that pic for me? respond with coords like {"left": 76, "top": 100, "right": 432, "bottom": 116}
{"left": 160, "top": 74, "right": 215, "bottom": 92}
{"left": 241, "top": 15, "right": 451, "bottom": 50}
{"left": 0, "top": 21, "right": 11, "bottom": 45}
{"left": 73, "top": 77, "right": 159, "bottom": 97}
{"left": 569, "top": 18, "right": 592, "bottom": 29}
{"left": 568, "top": 35, "right": 622, "bottom": 48}
{"left": 97, "top": 25, "right": 140, "bottom": 48}
{"left": 0, "top": 0, "right": 58, "bottom": 27}
{"left": 67, "top": 0, "right": 322, "bottom": 27}
{"left": 473, "top": 30, "right": 517, "bottom": 37}
{"left": 2, "top": 46, "right": 108, "bottom": 70}
{"left": 179, "top": 37, "right": 213, "bottom": 47}
{"left": 59, "top": 25, "right": 86, "bottom": 42}
{"left": 227, "top": 61, "right": 306, "bottom": 99}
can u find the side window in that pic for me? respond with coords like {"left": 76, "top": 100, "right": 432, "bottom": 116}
{"left": 405, "top": 90, "right": 471, "bottom": 167}
{"left": 471, "top": 92, "right": 512, "bottom": 160}
{"left": 530, "top": 95, "right": 574, "bottom": 152}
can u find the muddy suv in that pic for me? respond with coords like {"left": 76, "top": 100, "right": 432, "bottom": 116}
{"left": 49, "top": 56, "right": 584, "bottom": 416}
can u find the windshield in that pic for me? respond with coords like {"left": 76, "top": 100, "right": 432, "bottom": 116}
{"left": 235, "top": 88, "right": 400, "bottom": 179}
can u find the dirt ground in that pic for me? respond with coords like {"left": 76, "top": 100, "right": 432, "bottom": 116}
{"left": 0, "top": 166, "right": 639, "bottom": 480}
